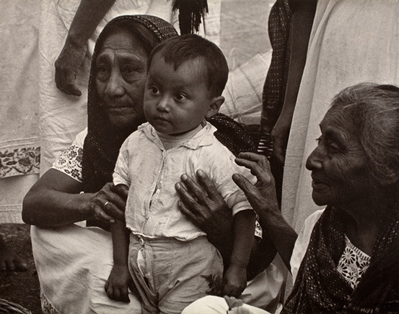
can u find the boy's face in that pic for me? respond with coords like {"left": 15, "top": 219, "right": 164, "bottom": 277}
{"left": 143, "top": 54, "right": 221, "bottom": 135}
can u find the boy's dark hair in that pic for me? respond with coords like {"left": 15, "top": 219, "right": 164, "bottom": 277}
{"left": 147, "top": 34, "right": 229, "bottom": 97}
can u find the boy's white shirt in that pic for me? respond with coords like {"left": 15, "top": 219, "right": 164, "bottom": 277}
{"left": 113, "top": 121, "right": 256, "bottom": 241}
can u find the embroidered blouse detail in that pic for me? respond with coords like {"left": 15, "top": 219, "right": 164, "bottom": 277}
{"left": 53, "top": 144, "right": 83, "bottom": 182}
{"left": 337, "top": 235, "right": 371, "bottom": 289}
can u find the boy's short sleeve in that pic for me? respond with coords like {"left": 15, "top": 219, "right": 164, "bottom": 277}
{"left": 113, "top": 137, "right": 131, "bottom": 187}
{"left": 224, "top": 162, "right": 256, "bottom": 216}
{"left": 207, "top": 145, "right": 256, "bottom": 217}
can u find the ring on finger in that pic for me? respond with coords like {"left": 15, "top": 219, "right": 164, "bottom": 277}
{"left": 104, "top": 201, "right": 109, "bottom": 208}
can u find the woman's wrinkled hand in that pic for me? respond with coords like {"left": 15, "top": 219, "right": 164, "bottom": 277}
{"left": 233, "top": 153, "right": 280, "bottom": 221}
{"left": 175, "top": 170, "right": 233, "bottom": 244}
{"left": 87, "top": 183, "right": 128, "bottom": 223}
{"left": 271, "top": 114, "right": 291, "bottom": 165}
{"left": 55, "top": 41, "right": 87, "bottom": 96}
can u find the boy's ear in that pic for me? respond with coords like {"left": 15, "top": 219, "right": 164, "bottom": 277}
{"left": 205, "top": 96, "right": 224, "bottom": 118}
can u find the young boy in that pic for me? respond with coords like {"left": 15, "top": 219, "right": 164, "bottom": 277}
{"left": 106, "top": 34, "right": 257, "bottom": 313}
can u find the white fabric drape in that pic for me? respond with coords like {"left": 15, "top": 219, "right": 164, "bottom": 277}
{"left": 282, "top": 0, "right": 399, "bottom": 232}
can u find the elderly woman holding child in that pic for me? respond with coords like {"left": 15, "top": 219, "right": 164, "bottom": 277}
{"left": 22, "top": 15, "right": 283, "bottom": 314}
{"left": 22, "top": 12, "right": 399, "bottom": 314}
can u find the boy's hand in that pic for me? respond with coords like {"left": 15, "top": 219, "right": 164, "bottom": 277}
{"left": 105, "top": 264, "right": 133, "bottom": 303}
{"left": 223, "top": 264, "right": 247, "bottom": 297}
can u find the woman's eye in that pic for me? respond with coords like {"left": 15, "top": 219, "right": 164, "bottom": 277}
{"left": 122, "top": 66, "right": 137, "bottom": 76}
{"left": 96, "top": 66, "right": 109, "bottom": 81}
{"left": 327, "top": 141, "right": 340, "bottom": 154}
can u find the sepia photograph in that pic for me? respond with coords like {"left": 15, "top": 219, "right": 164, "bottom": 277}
{"left": 1, "top": 0, "right": 398, "bottom": 313}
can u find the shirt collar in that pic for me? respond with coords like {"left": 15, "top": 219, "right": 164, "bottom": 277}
{"left": 139, "top": 122, "right": 217, "bottom": 150}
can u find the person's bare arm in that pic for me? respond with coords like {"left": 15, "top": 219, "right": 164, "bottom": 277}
{"left": 55, "top": 0, "right": 116, "bottom": 96}
{"left": 105, "top": 216, "right": 132, "bottom": 303}
{"left": 271, "top": 0, "right": 317, "bottom": 165}
{"left": 22, "top": 168, "right": 126, "bottom": 227}
{"left": 223, "top": 210, "right": 256, "bottom": 297}
{"left": 233, "top": 153, "right": 297, "bottom": 270}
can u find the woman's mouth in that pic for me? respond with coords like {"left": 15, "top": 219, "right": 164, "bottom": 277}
{"left": 106, "top": 106, "right": 136, "bottom": 114}
{"left": 311, "top": 176, "right": 327, "bottom": 188}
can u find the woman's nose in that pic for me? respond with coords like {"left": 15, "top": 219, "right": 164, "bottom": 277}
{"left": 306, "top": 146, "right": 323, "bottom": 170}
{"left": 105, "top": 71, "right": 125, "bottom": 97}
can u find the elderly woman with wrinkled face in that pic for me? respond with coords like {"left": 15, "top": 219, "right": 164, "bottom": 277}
{"left": 184, "top": 83, "right": 399, "bottom": 314}
{"left": 22, "top": 15, "right": 283, "bottom": 314}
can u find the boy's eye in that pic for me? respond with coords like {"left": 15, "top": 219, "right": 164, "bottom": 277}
{"left": 150, "top": 86, "right": 160, "bottom": 94}
{"left": 175, "top": 93, "right": 187, "bottom": 101}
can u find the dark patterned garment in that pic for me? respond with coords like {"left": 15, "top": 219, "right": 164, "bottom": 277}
{"left": 337, "top": 236, "right": 371, "bottom": 290}
{"left": 258, "top": 0, "right": 292, "bottom": 157}
{"left": 283, "top": 206, "right": 399, "bottom": 314}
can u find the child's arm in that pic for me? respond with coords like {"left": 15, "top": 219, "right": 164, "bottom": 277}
{"left": 223, "top": 209, "right": 256, "bottom": 297}
{"left": 105, "top": 195, "right": 132, "bottom": 303}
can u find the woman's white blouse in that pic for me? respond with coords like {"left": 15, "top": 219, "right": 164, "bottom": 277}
{"left": 290, "top": 209, "right": 371, "bottom": 290}
{"left": 52, "top": 128, "right": 87, "bottom": 182}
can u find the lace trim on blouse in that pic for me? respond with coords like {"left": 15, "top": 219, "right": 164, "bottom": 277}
{"left": 52, "top": 144, "right": 83, "bottom": 182}
{"left": 337, "top": 235, "right": 371, "bottom": 289}
{"left": 41, "top": 291, "right": 61, "bottom": 314}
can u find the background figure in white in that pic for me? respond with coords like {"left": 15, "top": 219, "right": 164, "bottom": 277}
{"left": 282, "top": 0, "right": 399, "bottom": 233}
{"left": 0, "top": 0, "right": 40, "bottom": 223}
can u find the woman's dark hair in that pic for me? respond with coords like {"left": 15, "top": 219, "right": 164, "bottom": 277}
{"left": 147, "top": 34, "right": 229, "bottom": 97}
{"left": 331, "top": 82, "right": 399, "bottom": 186}
{"left": 95, "top": 19, "right": 160, "bottom": 58}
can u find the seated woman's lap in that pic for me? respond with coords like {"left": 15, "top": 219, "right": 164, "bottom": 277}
{"left": 31, "top": 225, "right": 142, "bottom": 313}
{"left": 31, "top": 225, "right": 284, "bottom": 313}
{"left": 181, "top": 254, "right": 284, "bottom": 314}
{"left": 182, "top": 295, "right": 271, "bottom": 314}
